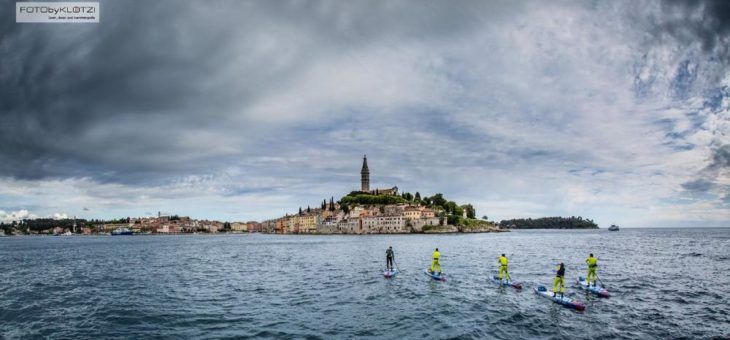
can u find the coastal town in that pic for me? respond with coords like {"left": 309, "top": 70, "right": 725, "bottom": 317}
{"left": 258, "top": 156, "right": 500, "bottom": 234}
{"left": 1, "top": 156, "right": 502, "bottom": 236}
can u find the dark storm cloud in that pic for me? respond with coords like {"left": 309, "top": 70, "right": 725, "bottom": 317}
{"left": 1, "top": 2, "right": 248, "bottom": 182}
{"left": 657, "top": 0, "right": 730, "bottom": 56}
{"left": 0, "top": 0, "right": 510, "bottom": 184}
{"left": 631, "top": 0, "right": 730, "bottom": 95}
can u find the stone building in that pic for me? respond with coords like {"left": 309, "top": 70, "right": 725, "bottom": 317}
{"left": 360, "top": 155, "right": 398, "bottom": 196}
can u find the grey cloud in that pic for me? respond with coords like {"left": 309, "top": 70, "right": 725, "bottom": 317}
{"left": 681, "top": 144, "right": 730, "bottom": 199}
{"left": 2, "top": 0, "right": 729, "bottom": 225}
{"left": 657, "top": 0, "right": 730, "bottom": 55}
{"left": 681, "top": 179, "right": 714, "bottom": 192}
{"left": 0, "top": 0, "right": 522, "bottom": 185}
{"left": 630, "top": 0, "right": 730, "bottom": 96}
{"left": 708, "top": 144, "right": 730, "bottom": 170}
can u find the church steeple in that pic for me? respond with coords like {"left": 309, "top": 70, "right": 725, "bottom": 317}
{"left": 361, "top": 155, "right": 370, "bottom": 192}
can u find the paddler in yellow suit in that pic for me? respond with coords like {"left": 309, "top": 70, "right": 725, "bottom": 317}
{"left": 586, "top": 253, "right": 598, "bottom": 287}
{"left": 429, "top": 248, "right": 441, "bottom": 275}
{"left": 553, "top": 263, "right": 566, "bottom": 298}
{"left": 498, "top": 254, "right": 510, "bottom": 282}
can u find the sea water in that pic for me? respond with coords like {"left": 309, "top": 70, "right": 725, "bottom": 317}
{"left": 1, "top": 228, "right": 728, "bottom": 339}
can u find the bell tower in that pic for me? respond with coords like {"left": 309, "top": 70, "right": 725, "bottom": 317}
{"left": 361, "top": 155, "right": 370, "bottom": 192}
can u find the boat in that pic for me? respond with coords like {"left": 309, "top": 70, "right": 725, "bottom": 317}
{"left": 424, "top": 269, "right": 446, "bottom": 281}
{"left": 62, "top": 231, "right": 73, "bottom": 236}
{"left": 491, "top": 275, "right": 522, "bottom": 289}
{"left": 111, "top": 227, "right": 133, "bottom": 236}
{"left": 534, "top": 285, "right": 585, "bottom": 311}
{"left": 383, "top": 268, "right": 398, "bottom": 278}
{"left": 608, "top": 224, "right": 619, "bottom": 231}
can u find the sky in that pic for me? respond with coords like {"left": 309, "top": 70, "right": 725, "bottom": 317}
{"left": 1, "top": 0, "right": 729, "bottom": 227}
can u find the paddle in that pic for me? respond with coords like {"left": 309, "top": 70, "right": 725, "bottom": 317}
{"left": 595, "top": 274, "right": 607, "bottom": 289}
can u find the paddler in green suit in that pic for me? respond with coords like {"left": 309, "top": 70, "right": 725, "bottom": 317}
{"left": 553, "top": 263, "right": 566, "bottom": 298}
{"left": 586, "top": 253, "right": 598, "bottom": 287}
{"left": 429, "top": 248, "right": 441, "bottom": 275}
{"left": 498, "top": 254, "right": 510, "bottom": 282}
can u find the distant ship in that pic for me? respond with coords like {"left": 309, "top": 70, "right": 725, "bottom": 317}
{"left": 608, "top": 224, "right": 619, "bottom": 231}
{"left": 111, "top": 227, "right": 133, "bottom": 236}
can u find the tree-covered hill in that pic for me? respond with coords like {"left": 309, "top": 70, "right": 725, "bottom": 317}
{"left": 336, "top": 191, "right": 482, "bottom": 227}
{"left": 498, "top": 216, "right": 598, "bottom": 229}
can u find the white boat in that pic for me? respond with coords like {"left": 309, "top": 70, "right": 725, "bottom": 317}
{"left": 111, "top": 227, "right": 133, "bottom": 236}
{"left": 608, "top": 224, "right": 619, "bottom": 231}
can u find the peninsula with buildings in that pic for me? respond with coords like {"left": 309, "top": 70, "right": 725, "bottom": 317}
{"left": 259, "top": 156, "right": 501, "bottom": 234}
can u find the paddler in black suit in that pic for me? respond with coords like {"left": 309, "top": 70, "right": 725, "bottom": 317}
{"left": 386, "top": 246, "right": 395, "bottom": 271}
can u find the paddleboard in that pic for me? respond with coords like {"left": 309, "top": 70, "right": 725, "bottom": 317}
{"left": 534, "top": 285, "right": 585, "bottom": 311}
{"left": 577, "top": 277, "right": 609, "bottom": 298}
{"left": 383, "top": 269, "right": 398, "bottom": 278}
{"left": 491, "top": 275, "right": 522, "bottom": 289}
{"left": 424, "top": 269, "right": 446, "bottom": 281}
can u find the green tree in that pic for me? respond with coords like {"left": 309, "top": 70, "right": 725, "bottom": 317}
{"left": 444, "top": 201, "right": 458, "bottom": 214}
{"left": 462, "top": 204, "right": 476, "bottom": 219}
{"left": 447, "top": 214, "right": 463, "bottom": 226}
{"left": 340, "top": 194, "right": 407, "bottom": 205}
{"left": 431, "top": 194, "right": 447, "bottom": 208}
{"left": 415, "top": 192, "right": 421, "bottom": 202}
{"left": 453, "top": 205, "right": 464, "bottom": 217}
{"left": 420, "top": 196, "right": 433, "bottom": 207}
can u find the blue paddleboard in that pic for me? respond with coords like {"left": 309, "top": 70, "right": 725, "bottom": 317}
{"left": 534, "top": 285, "right": 585, "bottom": 311}
{"left": 424, "top": 269, "right": 446, "bottom": 281}
{"left": 577, "top": 277, "right": 609, "bottom": 298}
{"left": 491, "top": 275, "right": 522, "bottom": 289}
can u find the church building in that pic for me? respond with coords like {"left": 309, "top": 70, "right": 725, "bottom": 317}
{"left": 360, "top": 155, "right": 398, "bottom": 196}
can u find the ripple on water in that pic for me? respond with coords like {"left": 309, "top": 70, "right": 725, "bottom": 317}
{"left": 1, "top": 230, "right": 729, "bottom": 339}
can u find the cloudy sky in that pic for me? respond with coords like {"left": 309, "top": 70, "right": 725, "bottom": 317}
{"left": 1, "top": 0, "right": 729, "bottom": 227}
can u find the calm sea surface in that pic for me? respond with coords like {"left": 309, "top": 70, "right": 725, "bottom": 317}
{"left": 1, "top": 228, "right": 729, "bottom": 339}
